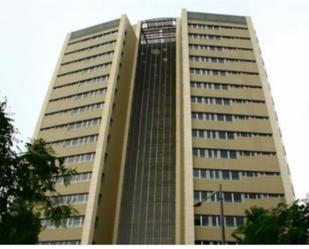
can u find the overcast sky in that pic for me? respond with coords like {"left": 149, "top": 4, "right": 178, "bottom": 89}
{"left": 0, "top": 0, "right": 308, "bottom": 199}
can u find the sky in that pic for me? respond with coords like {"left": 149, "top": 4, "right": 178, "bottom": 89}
{"left": 0, "top": 0, "right": 308, "bottom": 199}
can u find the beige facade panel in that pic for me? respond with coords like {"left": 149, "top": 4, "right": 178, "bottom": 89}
{"left": 39, "top": 126, "right": 100, "bottom": 140}
{"left": 39, "top": 229, "right": 82, "bottom": 242}
{"left": 64, "top": 35, "right": 116, "bottom": 55}
{"left": 191, "top": 103, "right": 268, "bottom": 116}
{"left": 194, "top": 177, "right": 284, "bottom": 194}
{"left": 192, "top": 120, "right": 272, "bottom": 133}
{"left": 39, "top": 126, "right": 100, "bottom": 142}
{"left": 192, "top": 136, "right": 275, "bottom": 152}
{"left": 66, "top": 31, "right": 118, "bottom": 53}
{"left": 189, "top": 38, "right": 252, "bottom": 50}
{"left": 193, "top": 156, "right": 280, "bottom": 172}
{"left": 54, "top": 68, "right": 111, "bottom": 86}
{"left": 46, "top": 95, "right": 105, "bottom": 114}
{"left": 188, "top": 20, "right": 248, "bottom": 29}
{"left": 55, "top": 182, "right": 90, "bottom": 195}
{"left": 195, "top": 227, "right": 237, "bottom": 242}
{"left": 58, "top": 56, "right": 113, "bottom": 75}
{"left": 50, "top": 145, "right": 96, "bottom": 158}
{"left": 191, "top": 74, "right": 261, "bottom": 85}
{"left": 188, "top": 28, "right": 250, "bottom": 39}
{"left": 191, "top": 88, "right": 264, "bottom": 101}
{"left": 195, "top": 198, "right": 284, "bottom": 216}
{"left": 190, "top": 61, "right": 258, "bottom": 73}
{"left": 50, "top": 82, "right": 108, "bottom": 100}
{"left": 62, "top": 44, "right": 116, "bottom": 65}
{"left": 189, "top": 49, "right": 255, "bottom": 61}
{"left": 41, "top": 110, "right": 103, "bottom": 128}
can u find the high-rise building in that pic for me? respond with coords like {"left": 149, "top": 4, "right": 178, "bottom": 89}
{"left": 33, "top": 9, "right": 294, "bottom": 245}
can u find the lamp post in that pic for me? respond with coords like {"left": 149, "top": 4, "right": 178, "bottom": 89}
{"left": 194, "top": 184, "right": 226, "bottom": 245}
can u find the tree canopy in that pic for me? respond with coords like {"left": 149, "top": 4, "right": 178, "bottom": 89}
{"left": 0, "top": 100, "right": 76, "bottom": 244}
{"left": 232, "top": 201, "right": 309, "bottom": 244}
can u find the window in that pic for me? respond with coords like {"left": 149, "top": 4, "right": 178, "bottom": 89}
{"left": 222, "top": 171, "right": 230, "bottom": 180}
{"left": 235, "top": 217, "right": 245, "bottom": 227}
{"left": 221, "top": 150, "right": 228, "bottom": 159}
{"left": 231, "top": 171, "right": 240, "bottom": 180}
{"left": 233, "top": 193, "right": 242, "bottom": 203}
{"left": 195, "top": 215, "right": 201, "bottom": 226}
{"left": 225, "top": 216, "right": 235, "bottom": 227}
{"left": 201, "top": 215, "right": 209, "bottom": 226}
{"left": 224, "top": 193, "right": 233, "bottom": 202}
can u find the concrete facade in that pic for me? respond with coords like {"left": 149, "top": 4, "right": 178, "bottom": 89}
{"left": 35, "top": 9, "right": 294, "bottom": 245}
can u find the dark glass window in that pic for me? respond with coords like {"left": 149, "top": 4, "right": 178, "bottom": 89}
{"left": 225, "top": 115, "right": 232, "bottom": 122}
{"left": 233, "top": 193, "right": 242, "bottom": 202}
{"left": 217, "top": 114, "right": 224, "bottom": 121}
{"left": 195, "top": 215, "right": 201, "bottom": 226}
{"left": 219, "top": 131, "right": 226, "bottom": 139}
{"left": 222, "top": 170, "right": 230, "bottom": 180}
{"left": 231, "top": 171, "right": 240, "bottom": 180}
{"left": 193, "top": 149, "right": 199, "bottom": 157}
{"left": 227, "top": 132, "right": 234, "bottom": 140}
{"left": 201, "top": 215, "right": 209, "bottom": 226}
{"left": 229, "top": 151, "right": 237, "bottom": 159}
{"left": 194, "top": 191, "right": 200, "bottom": 202}
{"left": 235, "top": 217, "right": 245, "bottom": 227}
{"left": 225, "top": 216, "right": 234, "bottom": 227}
{"left": 192, "top": 130, "right": 198, "bottom": 137}
{"left": 200, "top": 170, "right": 207, "bottom": 178}
{"left": 224, "top": 193, "right": 233, "bottom": 202}
{"left": 221, "top": 150, "right": 228, "bottom": 159}
{"left": 193, "top": 169, "right": 199, "bottom": 178}
{"left": 223, "top": 99, "right": 230, "bottom": 105}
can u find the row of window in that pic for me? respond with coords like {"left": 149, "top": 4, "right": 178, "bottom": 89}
{"left": 191, "top": 81, "right": 261, "bottom": 90}
{"left": 56, "top": 172, "right": 92, "bottom": 185}
{"left": 39, "top": 240, "right": 81, "bottom": 245}
{"left": 68, "top": 30, "right": 118, "bottom": 46}
{"left": 41, "top": 117, "right": 101, "bottom": 132}
{"left": 41, "top": 216, "right": 85, "bottom": 230}
{"left": 192, "top": 129, "right": 272, "bottom": 140}
{"left": 194, "top": 190, "right": 284, "bottom": 204}
{"left": 50, "top": 134, "right": 98, "bottom": 148}
{"left": 189, "top": 33, "right": 250, "bottom": 41}
{"left": 191, "top": 96, "right": 264, "bottom": 105}
{"left": 192, "top": 112, "right": 268, "bottom": 122}
{"left": 50, "top": 88, "right": 106, "bottom": 103}
{"left": 193, "top": 168, "right": 280, "bottom": 181}
{"left": 195, "top": 215, "right": 245, "bottom": 228}
{"left": 54, "top": 75, "right": 109, "bottom": 90}
{"left": 62, "top": 51, "right": 114, "bottom": 66}
{"left": 63, "top": 152, "right": 95, "bottom": 165}
{"left": 45, "top": 102, "right": 104, "bottom": 117}
{"left": 58, "top": 63, "right": 111, "bottom": 78}
{"left": 188, "top": 23, "right": 248, "bottom": 31}
{"left": 64, "top": 40, "right": 116, "bottom": 55}
{"left": 193, "top": 148, "right": 276, "bottom": 159}
{"left": 190, "top": 56, "right": 255, "bottom": 64}
{"left": 190, "top": 68, "right": 258, "bottom": 76}
{"left": 50, "top": 193, "right": 88, "bottom": 205}
{"left": 189, "top": 44, "right": 252, "bottom": 52}
{"left": 195, "top": 241, "right": 236, "bottom": 245}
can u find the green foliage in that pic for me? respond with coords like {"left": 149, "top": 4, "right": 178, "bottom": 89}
{"left": 232, "top": 201, "right": 309, "bottom": 244}
{"left": 0, "top": 100, "right": 77, "bottom": 244}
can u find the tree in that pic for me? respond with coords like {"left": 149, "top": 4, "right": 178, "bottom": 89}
{"left": 232, "top": 201, "right": 309, "bottom": 244}
{"left": 0, "top": 100, "right": 77, "bottom": 244}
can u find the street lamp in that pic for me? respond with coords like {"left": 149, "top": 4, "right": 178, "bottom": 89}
{"left": 194, "top": 184, "right": 226, "bottom": 245}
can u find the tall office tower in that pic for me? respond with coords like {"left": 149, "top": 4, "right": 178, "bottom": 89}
{"left": 33, "top": 9, "right": 294, "bottom": 245}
